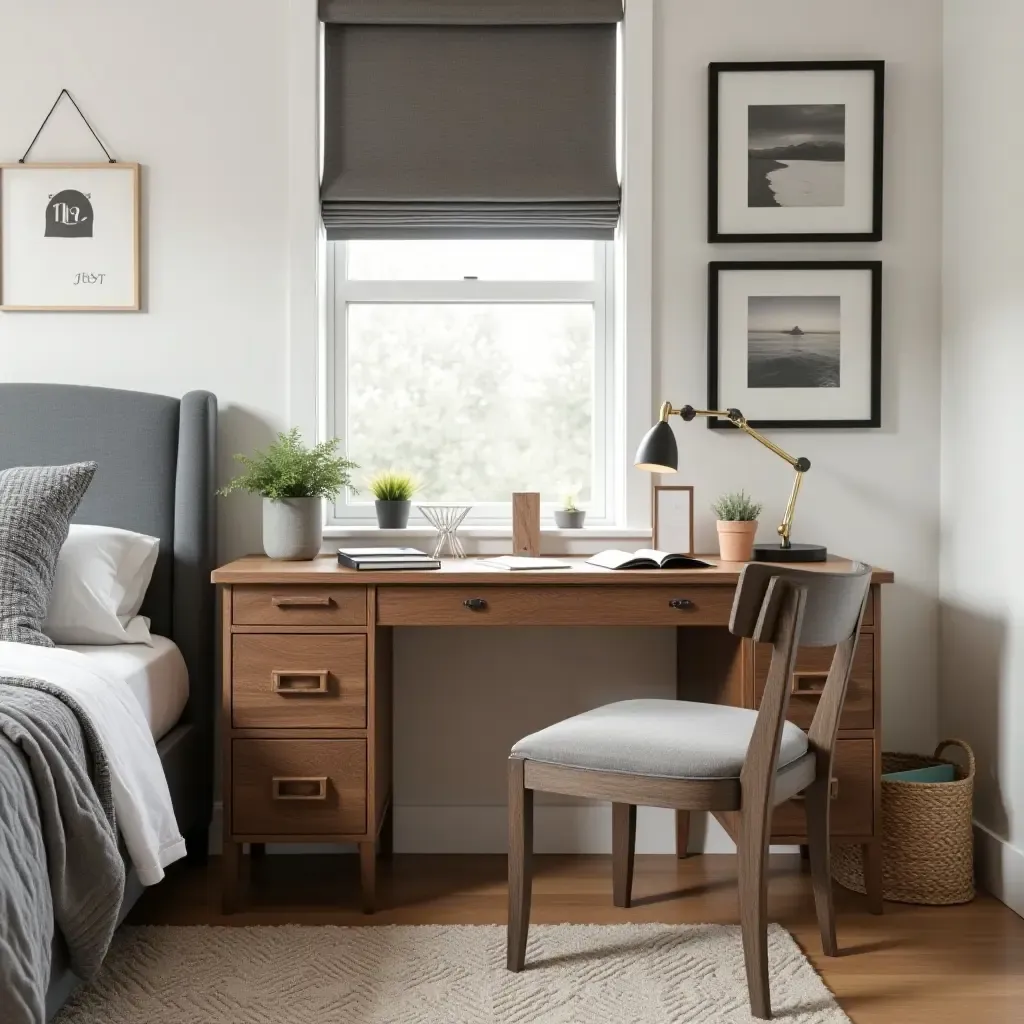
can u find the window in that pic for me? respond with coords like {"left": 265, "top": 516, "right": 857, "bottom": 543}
{"left": 328, "top": 239, "right": 615, "bottom": 525}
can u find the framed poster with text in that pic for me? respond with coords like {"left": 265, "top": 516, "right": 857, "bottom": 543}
{"left": 0, "top": 162, "right": 139, "bottom": 310}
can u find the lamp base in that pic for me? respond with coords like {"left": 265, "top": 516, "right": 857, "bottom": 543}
{"left": 752, "top": 542, "right": 828, "bottom": 563}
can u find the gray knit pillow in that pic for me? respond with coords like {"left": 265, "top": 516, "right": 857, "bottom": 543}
{"left": 0, "top": 462, "right": 96, "bottom": 646}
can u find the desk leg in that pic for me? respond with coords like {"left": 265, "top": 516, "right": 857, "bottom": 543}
{"left": 360, "top": 841, "right": 377, "bottom": 914}
{"left": 863, "top": 840, "right": 884, "bottom": 915}
{"left": 675, "top": 811, "right": 691, "bottom": 859}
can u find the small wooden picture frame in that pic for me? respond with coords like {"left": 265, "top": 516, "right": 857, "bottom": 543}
{"left": 0, "top": 161, "right": 140, "bottom": 311}
{"left": 653, "top": 485, "right": 695, "bottom": 556}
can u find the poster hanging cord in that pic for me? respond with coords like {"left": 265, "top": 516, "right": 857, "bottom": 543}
{"left": 19, "top": 89, "right": 116, "bottom": 164}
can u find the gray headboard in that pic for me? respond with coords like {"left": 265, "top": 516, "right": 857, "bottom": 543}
{"left": 0, "top": 384, "right": 217, "bottom": 732}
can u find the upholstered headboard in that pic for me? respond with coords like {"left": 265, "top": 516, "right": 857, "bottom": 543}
{"left": 0, "top": 384, "right": 217, "bottom": 731}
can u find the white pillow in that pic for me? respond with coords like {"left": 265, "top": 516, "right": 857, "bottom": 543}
{"left": 43, "top": 525, "right": 160, "bottom": 645}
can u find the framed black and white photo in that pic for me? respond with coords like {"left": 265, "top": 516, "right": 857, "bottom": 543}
{"left": 708, "top": 61, "right": 884, "bottom": 243}
{"left": 708, "top": 261, "right": 881, "bottom": 429}
{"left": 0, "top": 162, "right": 139, "bottom": 311}
{"left": 653, "top": 485, "right": 694, "bottom": 556}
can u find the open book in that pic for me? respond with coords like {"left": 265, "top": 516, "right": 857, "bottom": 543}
{"left": 586, "top": 549, "right": 713, "bottom": 571}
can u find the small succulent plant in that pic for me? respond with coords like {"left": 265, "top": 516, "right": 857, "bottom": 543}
{"left": 711, "top": 490, "right": 763, "bottom": 522}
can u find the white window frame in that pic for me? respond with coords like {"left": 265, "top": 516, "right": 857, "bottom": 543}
{"left": 284, "top": 0, "right": 653, "bottom": 541}
{"left": 325, "top": 241, "right": 616, "bottom": 527}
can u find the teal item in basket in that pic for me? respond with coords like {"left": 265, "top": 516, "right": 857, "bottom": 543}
{"left": 882, "top": 763, "right": 957, "bottom": 784}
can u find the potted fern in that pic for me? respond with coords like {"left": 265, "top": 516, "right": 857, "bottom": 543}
{"left": 712, "top": 490, "right": 763, "bottom": 562}
{"left": 369, "top": 470, "right": 417, "bottom": 529}
{"left": 219, "top": 429, "right": 358, "bottom": 560}
{"left": 554, "top": 492, "right": 586, "bottom": 529}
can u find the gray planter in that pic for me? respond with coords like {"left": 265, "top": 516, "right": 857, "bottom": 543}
{"left": 554, "top": 508, "right": 586, "bottom": 529}
{"left": 262, "top": 497, "right": 322, "bottom": 560}
{"left": 375, "top": 499, "right": 412, "bottom": 529}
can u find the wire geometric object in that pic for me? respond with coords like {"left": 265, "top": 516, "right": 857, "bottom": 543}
{"left": 417, "top": 504, "right": 473, "bottom": 558}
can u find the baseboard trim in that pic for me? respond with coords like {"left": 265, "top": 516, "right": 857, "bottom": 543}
{"left": 209, "top": 802, "right": 802, "bottom": 856}
{"left": 974, "top": 821, "right": 1024, "bottom": 918}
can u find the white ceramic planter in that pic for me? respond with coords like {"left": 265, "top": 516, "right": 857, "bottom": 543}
{"left": 262, "top": 497, "right": 322, "bottom": 560}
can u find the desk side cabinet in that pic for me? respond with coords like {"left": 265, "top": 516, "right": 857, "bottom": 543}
{"left": 220, "top": 584, "right": 391, "bottom": 913}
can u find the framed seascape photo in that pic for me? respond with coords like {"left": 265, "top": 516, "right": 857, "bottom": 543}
{"left": 708, "top": 261, "right": 881, "bottom": 429}
{"left": 0, "top": 162, "right": 139, "bottom": 310}
{"left": 653, "top": 485, "right": 695, "bottom": 556}
{"left": 708, "top": 61, "right": 884, "bottom": 242}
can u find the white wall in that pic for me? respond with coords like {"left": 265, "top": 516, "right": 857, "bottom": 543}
{"left": 655, "top": 0, "right": 942, "bottom": 763}
{"left": 0, "top": 0, "right": 291, "bottom": 562}
{"left": 0, "top": 0, "right": 943, "bottom": 854}
{"left": 941, "top": 0, "right": 1024, "bottom": 915}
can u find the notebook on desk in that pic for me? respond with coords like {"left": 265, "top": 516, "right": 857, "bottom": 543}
{"left": 477, "top": 556, "right": 572, "bottom": 571}
{"left": 586, "top": 548, "right": 713, "bottom": 571}
{"left": 337, "top": 547, "right": 441, "bottom": 570}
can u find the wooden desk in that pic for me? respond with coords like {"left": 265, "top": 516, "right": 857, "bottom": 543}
{"left": 212, "top": 555, "right": 893, "bottom": 913}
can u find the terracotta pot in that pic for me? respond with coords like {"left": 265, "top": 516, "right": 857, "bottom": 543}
{"left": 716, "top": 519, "right": 758, "bottom": 562}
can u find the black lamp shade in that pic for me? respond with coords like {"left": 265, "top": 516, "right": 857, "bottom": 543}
{"left": 634, "top": 419, "right": 678, "bottom": 473}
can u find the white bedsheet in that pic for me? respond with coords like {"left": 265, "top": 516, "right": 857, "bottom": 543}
{"left": 0, "top": 641, "right": 186, "bottom": 885}
{"left": 60, "top": 636, "right": 189, "bottom": 741}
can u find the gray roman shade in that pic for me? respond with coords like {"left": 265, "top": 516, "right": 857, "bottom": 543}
{"left": 319, "top": 0, "right": 623, "bottom": 240}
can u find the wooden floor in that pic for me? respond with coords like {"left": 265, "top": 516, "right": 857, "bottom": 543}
{"left": 131, "top": 853, "right": 1024, "bottom": 1024}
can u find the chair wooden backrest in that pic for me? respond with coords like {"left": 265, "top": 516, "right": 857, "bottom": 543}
{"left": 728, "top": 563, "right": 873, "bottom": 806}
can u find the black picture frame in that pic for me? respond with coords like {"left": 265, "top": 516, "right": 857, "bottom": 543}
{"left": 707, "top": 261, "right": 882, "bottom": 429}
{"left": 708, "top": 60, "right": 885, "bottom": 243}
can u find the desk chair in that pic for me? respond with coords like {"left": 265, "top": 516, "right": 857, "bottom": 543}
{"left": 506, "top": 562, "right": 872, "bottom": 1021}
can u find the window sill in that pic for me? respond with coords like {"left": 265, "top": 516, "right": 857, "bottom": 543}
{"left": 322, "top": 524, "right": 651, "bottom": 555}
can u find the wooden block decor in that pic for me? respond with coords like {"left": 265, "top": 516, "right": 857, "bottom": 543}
{"left": 512, "top": 492, "right": 541, "bottom": 556}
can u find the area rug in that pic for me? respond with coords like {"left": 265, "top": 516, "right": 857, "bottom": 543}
{"left": 57, "top": 924, "right": 851, "bottom": 1023}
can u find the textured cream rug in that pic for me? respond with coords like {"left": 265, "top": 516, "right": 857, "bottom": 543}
{"left": 57, "top": 924, "right": 851, "bottom": 1023}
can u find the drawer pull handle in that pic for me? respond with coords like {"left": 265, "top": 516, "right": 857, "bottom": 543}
{"left": 272, "top": 776, "right": 328, "bottom": 801}
{"left": 668, "top": 598, "right": 694, "bottom": 610}
{"left": 271, "top": 595, "right": 333, "bottom": 608}
{"left": 271, "top": 669, "right": 330, "bottom": 694}
{"left": 463, "top": 598, "right": 488, "bottom": 611}
{"left": 793, "top": 777, "right": 839, "bottom": 801}
{"left": 792, "top": 671, "right": 829, "bottom": 696}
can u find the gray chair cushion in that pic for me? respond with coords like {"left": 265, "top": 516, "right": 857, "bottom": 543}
{"left": 0, "top": 463, "right": 96, "bottom": 647}
{"left": 511, "top": 698, "right": 809, "bottom": 780}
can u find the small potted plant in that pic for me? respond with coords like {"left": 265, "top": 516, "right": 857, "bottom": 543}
{"left": 369, "top": 470, "right": 417, "bottom": 529}
{"left": 554, "top": 492, "right": 586, "bottom": 529}
{"left": 219, "top": 428, "right": 358, "bottom": 560}
{"left": 711, "top": 490, "right": 762, "bottom": 562}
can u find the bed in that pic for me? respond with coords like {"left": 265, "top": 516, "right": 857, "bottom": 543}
{"left": 0, "top": 383, "right": 216, "bottom": 1020}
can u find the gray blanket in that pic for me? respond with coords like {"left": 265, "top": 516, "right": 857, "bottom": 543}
{"left": 0, "top": 677, "right": 125, "bottom": 1024}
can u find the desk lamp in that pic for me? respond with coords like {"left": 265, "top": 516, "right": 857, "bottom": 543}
{"left": 634, "top": 402, "right": 826, "bottom": 562}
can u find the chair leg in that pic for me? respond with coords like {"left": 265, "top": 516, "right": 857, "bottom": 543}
{"left": 507, "top": 758, "right": 534, "bottom": 972}
{"left": 804, "top": 776, "right": 838, "bottom": 956}
{"left": 738, "top": 807, "right": 772, "bottom": 1020}
{"left": 612, "top": 803, "right": 637, "bottom": 908}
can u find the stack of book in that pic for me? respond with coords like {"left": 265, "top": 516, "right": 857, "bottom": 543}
{"left": 336, "top": 547, "right": 441, "bottom": 571}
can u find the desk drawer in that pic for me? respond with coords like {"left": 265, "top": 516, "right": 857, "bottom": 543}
{"left": 232, "top": 738, "right": 366, "bottom": 836}
{"left": 232, "top": 634, "right": 367, "bottom": 729}
{"left": 755, "top": 635, "right": 874, "bottom": 731}
{"left": 771, "top": 739, "right": 874, "bottom": 838}
{"left": 233, "top": 585, "right": 367, "bottom": 626}
{"left": 376, "top": 585, "right": 735, "bottom": 627}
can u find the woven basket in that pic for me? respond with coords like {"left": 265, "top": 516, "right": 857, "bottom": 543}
{"left": 832, "top": 739, "right": 975, "bottom": 905}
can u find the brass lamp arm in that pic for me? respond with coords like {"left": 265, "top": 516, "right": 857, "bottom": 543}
{"left": 659, "top": 402, "right": 811, "bottom": 548}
